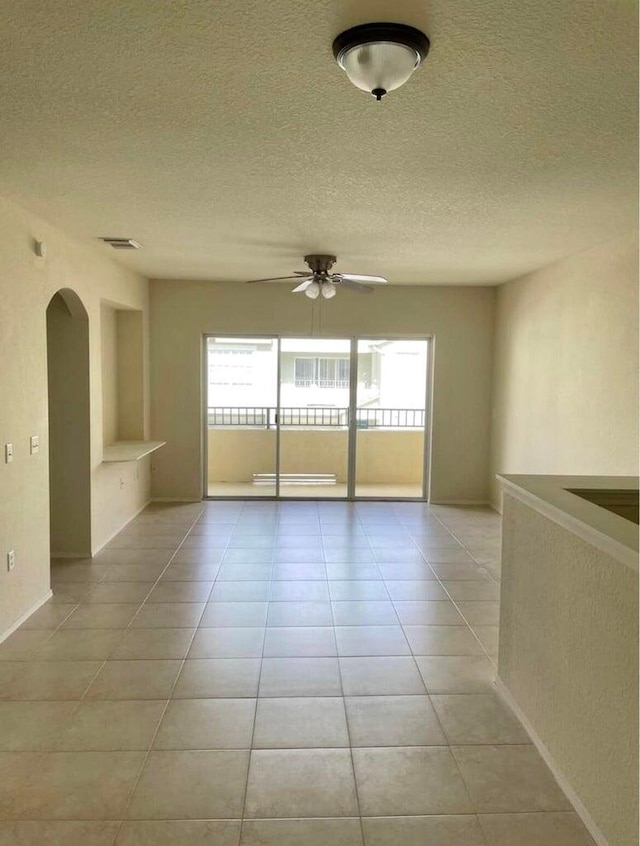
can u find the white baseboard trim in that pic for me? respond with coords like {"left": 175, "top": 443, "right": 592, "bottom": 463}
{"left": 91, "top": 499, "right": 152, "bottom": 556}
{"left": 429, "top": 499, "right": 492, "bottom": 506}
{"left": 494, "top": 677, "right": 608, "bottom": 846}
{"left": 0, "top": 590, "right": 53, "bottom": 646}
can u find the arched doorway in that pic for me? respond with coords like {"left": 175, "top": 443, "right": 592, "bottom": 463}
{"left": 46, "top": 289, "right": 91, "bottom": 557}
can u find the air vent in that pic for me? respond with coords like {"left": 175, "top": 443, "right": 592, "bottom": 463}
{"left": 100, "top": 237, "right": 142, "bottom": 250}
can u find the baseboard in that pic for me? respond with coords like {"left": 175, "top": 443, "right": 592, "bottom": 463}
{"left": 91, "top": 499, "right": 151, "bottom": 556}
{"left": 0, "top": 590, "right": 53, "bottom": 646}
{"left": 429, "top": 499, "right": 492, "bottom": 506}
{"left": 494, "top": 677, "right": 608, "bottom": 846}
{"left": 150, "top": 497, "right": 203, "bottom": 503}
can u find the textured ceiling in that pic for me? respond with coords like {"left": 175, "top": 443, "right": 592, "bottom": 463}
{"left": 0, "top": 0, "right": 637, "bottom": 284}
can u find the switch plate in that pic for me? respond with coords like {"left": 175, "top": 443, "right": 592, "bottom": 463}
{"left": 4, "top": 443, "right": 13, "bottom": 464}
{"left": 7, "top": 550, "right": 15, "bottom": 572}
{"left": 30, "top": 435, "right": 39, "bottom": 455}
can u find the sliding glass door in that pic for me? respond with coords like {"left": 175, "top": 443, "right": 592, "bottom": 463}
{"left": 205, "top": 335, "right": 430, "bottom": 499}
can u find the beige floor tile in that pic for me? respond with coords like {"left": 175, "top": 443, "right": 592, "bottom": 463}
{"left": 428, "top": 563, "right": 490, "bottom": 580}
{"left": 431, "top": 694, "right": 530, "bottom": 744}
{"left": 188, "top": 627, "right": 265, "bottom": 658}
{"left": 328, "top": 581, "right": 389, "bottom": 600}
{"left": 240, "top": 818, "right": 363, "bottom": 846}
{"left": 61, "top": 604, "right": 140, "bottom": 629}
{"left": 384, "top": 581, "right": 448, "bottom": 600}
{"left": 335, "top": 626, "right": 410, "bottom": 657}
{"left": 116, "top": 820, "right": 241, "bottom": 846}
{"left": 376, "top": 563, "right": 437, "bottom": 581}
{"left": 245, "top": 748, "right": 358, "bottom": 818}
{"left": 326, "top": 565, "right": 381, "bottom": 581}
{"left": 415, "top": 656, "right": 496, "bottom": 693}
{"left": 362, "top": 815, "right": 488, "bottom": 845}
{"left": 217, "top": 566, "right": 273, "bottom": 583}
{"left": 0, "top": 753, "right": 44, "bottom": 816}
{"left": 130, "top": 602, "right": 205, "bottom": 628}
{"left": 210, "top": 581, "right": 271, "bottom": 601}
{"left": 456, "top": 602, "right": 500, "bottom": 626}
{"left": 393, "top": 600, "right": 463, "bottom": 625}
{"left": 253, "top": 697, "right": 348, "bottom": 748}
{"left": 0, "top": 661, "right": 102, "bottom": 700}
{"left": 20, "top": 603, "right": 77, "bottom": 629}
{"left": 479, "top": 812, "right": 596, "bottom": 846}
{"left": 95, "top": 549, "right": 173, "bottom": 566}
{"left": 263, "top": 627, "right": 336, "bottom": 657}
{"left": 403, "top": 625, "right": 484, "bottom": 656}
{"left": 259, "top": 657, "right": 342, "bottom": 697}
{"left": 200, "top": 602, "right": 269, "bottom": 627}
{"left": 35, "top": 629, "right": 123, "bottom": 661}
{"left": 266, "top": 601, "right": 333, "bottom": 626}
{"left": 107, "top": 535, "right": 181, "bottom": 549}
{"left": 0, "top": 702, "right": 76, "bottom": 750}
{"left": 55, "top": 701, "right": 166, "bottom": 750}
{"left": 331, "top": 601, "right": 399, "bottom": 626}
{"left": 127, "top": 750, "right": 249, "bottom": 819}
{"left": 103, "top": 563, "right": 167, "bottom": 582}
{"left": 50, "top": 562, "right": 110, "bottom": 583}
{"left": 171, "top": 549, "right": 225, "bottom": 565}
{"left": 339, "top": 657, "right": 426, "bottom": 695}
{"left": 8, "top": 751, "right": 146, "bottom": 819}
{"left": 146, "top": 581, "right": 214, "bottom": 603}
{"left": 0, "top": 631, "right": 53, "bottom": 661}
{"left": 472, "top": 626, "right": 499, "bottom": 657}
{"left": 111, "top": 628, "right": 194, "bottom": 660}
{"left": 85, "top": 583, "right": 155, "bottom": 604}
{"left": 0, "top": 821, "right": 120, "bottom": 846}
{"left": 173, "top": 659, "right": 261, "bottom": 698}
{"left": 154, "top": 698, "right": 256, "bottom": 749}
{"left": 345, "top": 695, "right": 446, "bottom": 746}
{"left": 353, "top": 746, "right": 473, "bottom": 816}
{"left": 272, "top": 564, "right": 327, "bottom": 581}
{"left": 269, "top": 581, "right": 330, "bottom": 601}
{"left": 0, "top": 663, "right": 21, "bottom": 688}
{"left": 452, "top": 745, "right": 573, "bottom": 812}
{"left": 442, "top": 581, "right": 500, "bottom": 601}
{"left": 50, "top": 584, "right": 94, "bottom": 603}
{"left": 160, "top": 563, "right": 221, "bottom": 581}
{"left": 85, "top": 660, "right": 182, "bottom": 700}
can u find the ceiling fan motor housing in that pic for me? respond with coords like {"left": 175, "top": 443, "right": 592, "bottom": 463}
{"left": 305, "top": 254, "right": 337, "bottom": 274}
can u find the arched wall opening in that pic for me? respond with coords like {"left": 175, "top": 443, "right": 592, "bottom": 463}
{"left": 46, "top": 288, "right": 92, "bottom": 557}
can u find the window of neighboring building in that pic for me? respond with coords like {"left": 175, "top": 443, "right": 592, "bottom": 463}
{"left": 294, "top": 357, "right": 350, "bottom": 388}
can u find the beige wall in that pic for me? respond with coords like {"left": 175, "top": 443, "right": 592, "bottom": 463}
{"left": 208, "top": 428, "right": 423, "bottom": 485}
{"left": 0, "top": 194, "right": 150, "bottom": 636}
{"left": 150, "top": 281, "right": 495, "bottom": 503}
{"left": 499, "top": 494, "right": 638, "bottom": 846}
{"left": 490, "top": 237, "right": 639, "bottom": 507}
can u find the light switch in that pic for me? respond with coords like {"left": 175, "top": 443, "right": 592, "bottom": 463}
{"left": 30, "top": 435, "right": 39, "bottom": 455}
{"left": 4, "top": 443, "right": 13, "bottom": 464}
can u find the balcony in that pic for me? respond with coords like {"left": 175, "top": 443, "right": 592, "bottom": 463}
{"left": 207, "top": 406, "right": 426, "bottom": 498}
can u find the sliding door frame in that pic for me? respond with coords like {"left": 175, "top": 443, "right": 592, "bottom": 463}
{"left": 203, "top": 332, "right": 433, "bottom": 502}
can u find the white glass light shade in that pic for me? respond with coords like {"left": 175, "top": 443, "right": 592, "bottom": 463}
{"left": 305, "top": 281, "right": 321, "bottom": 299}
{"left": 338, "top": 41, "right": 420, "bottom": 95}
{"left": 321, "top": 282, "right": 337, "bottom": 299}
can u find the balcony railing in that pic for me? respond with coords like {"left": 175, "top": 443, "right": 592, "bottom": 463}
{"left": 208, "top": 407, "right": 425, "bottom": 429}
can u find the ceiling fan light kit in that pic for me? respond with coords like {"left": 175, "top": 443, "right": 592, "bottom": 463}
{"left": 245, "top": 254, "right": 389, "bottom": 299}
{"left": 332, "top": 22, "right": 430, "bottom": 100}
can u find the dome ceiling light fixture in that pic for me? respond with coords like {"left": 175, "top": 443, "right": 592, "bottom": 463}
{"left": 332, "top": 22, "right": 430, "bottom": 101}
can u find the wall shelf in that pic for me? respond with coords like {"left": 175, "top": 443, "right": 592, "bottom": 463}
{"left": 102, "top": 441, "right": 166, "bottom": 463}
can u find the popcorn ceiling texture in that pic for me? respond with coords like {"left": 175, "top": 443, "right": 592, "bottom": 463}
{"left": 0, "top": 0, "right": 636, "bottom": 284}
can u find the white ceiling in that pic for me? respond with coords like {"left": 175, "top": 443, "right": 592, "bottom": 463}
{"left": 0, "top": 0, "right": 637, "bottom": 285}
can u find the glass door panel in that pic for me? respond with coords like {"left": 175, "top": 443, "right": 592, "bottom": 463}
{"left": 206, "top": 337, "right": 278, "bottom": 497}
{"left": 354, "top": 339, "right": 429, "bottom": 498}
{"left": 278, "top": 338, "right": 351, "bottom": 498}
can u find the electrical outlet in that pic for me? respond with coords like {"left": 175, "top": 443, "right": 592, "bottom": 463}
{"left": 7, "top": 550, "right": 15, "bottom": 572}
{"left": 30, "top": 435, "right": 39, "bottom": 455}
{"left": 4, "top": 443, "right": 13, "bottom": 464}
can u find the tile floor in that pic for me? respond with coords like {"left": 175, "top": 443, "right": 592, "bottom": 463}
{"left": 0, "top": 500, "right": 595, "bottom": 845}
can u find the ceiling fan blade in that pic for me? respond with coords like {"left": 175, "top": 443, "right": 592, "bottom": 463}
{"left": 337, "top": 278, "right": 373, "bottom": 293}
{"left": 245, "top": 276, "right": 302, "bottom": 284}
{"left": 336, "top": 273, "right": 388, "bottom": 284}
{"left": 291, "top": 277, "right": 315, "bottom": 293}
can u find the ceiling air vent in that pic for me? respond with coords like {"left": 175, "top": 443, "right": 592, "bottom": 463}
{"left": 100, "top": 237, "right": 142, "bottom": 250}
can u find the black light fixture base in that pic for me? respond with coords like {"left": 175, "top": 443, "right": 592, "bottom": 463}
{"left": 332, "top": 22, "right": 430, "bottom": 64}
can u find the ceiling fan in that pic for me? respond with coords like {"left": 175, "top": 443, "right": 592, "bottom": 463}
{"left": 246, "top": 254, "right": 388, "bottom": 298}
